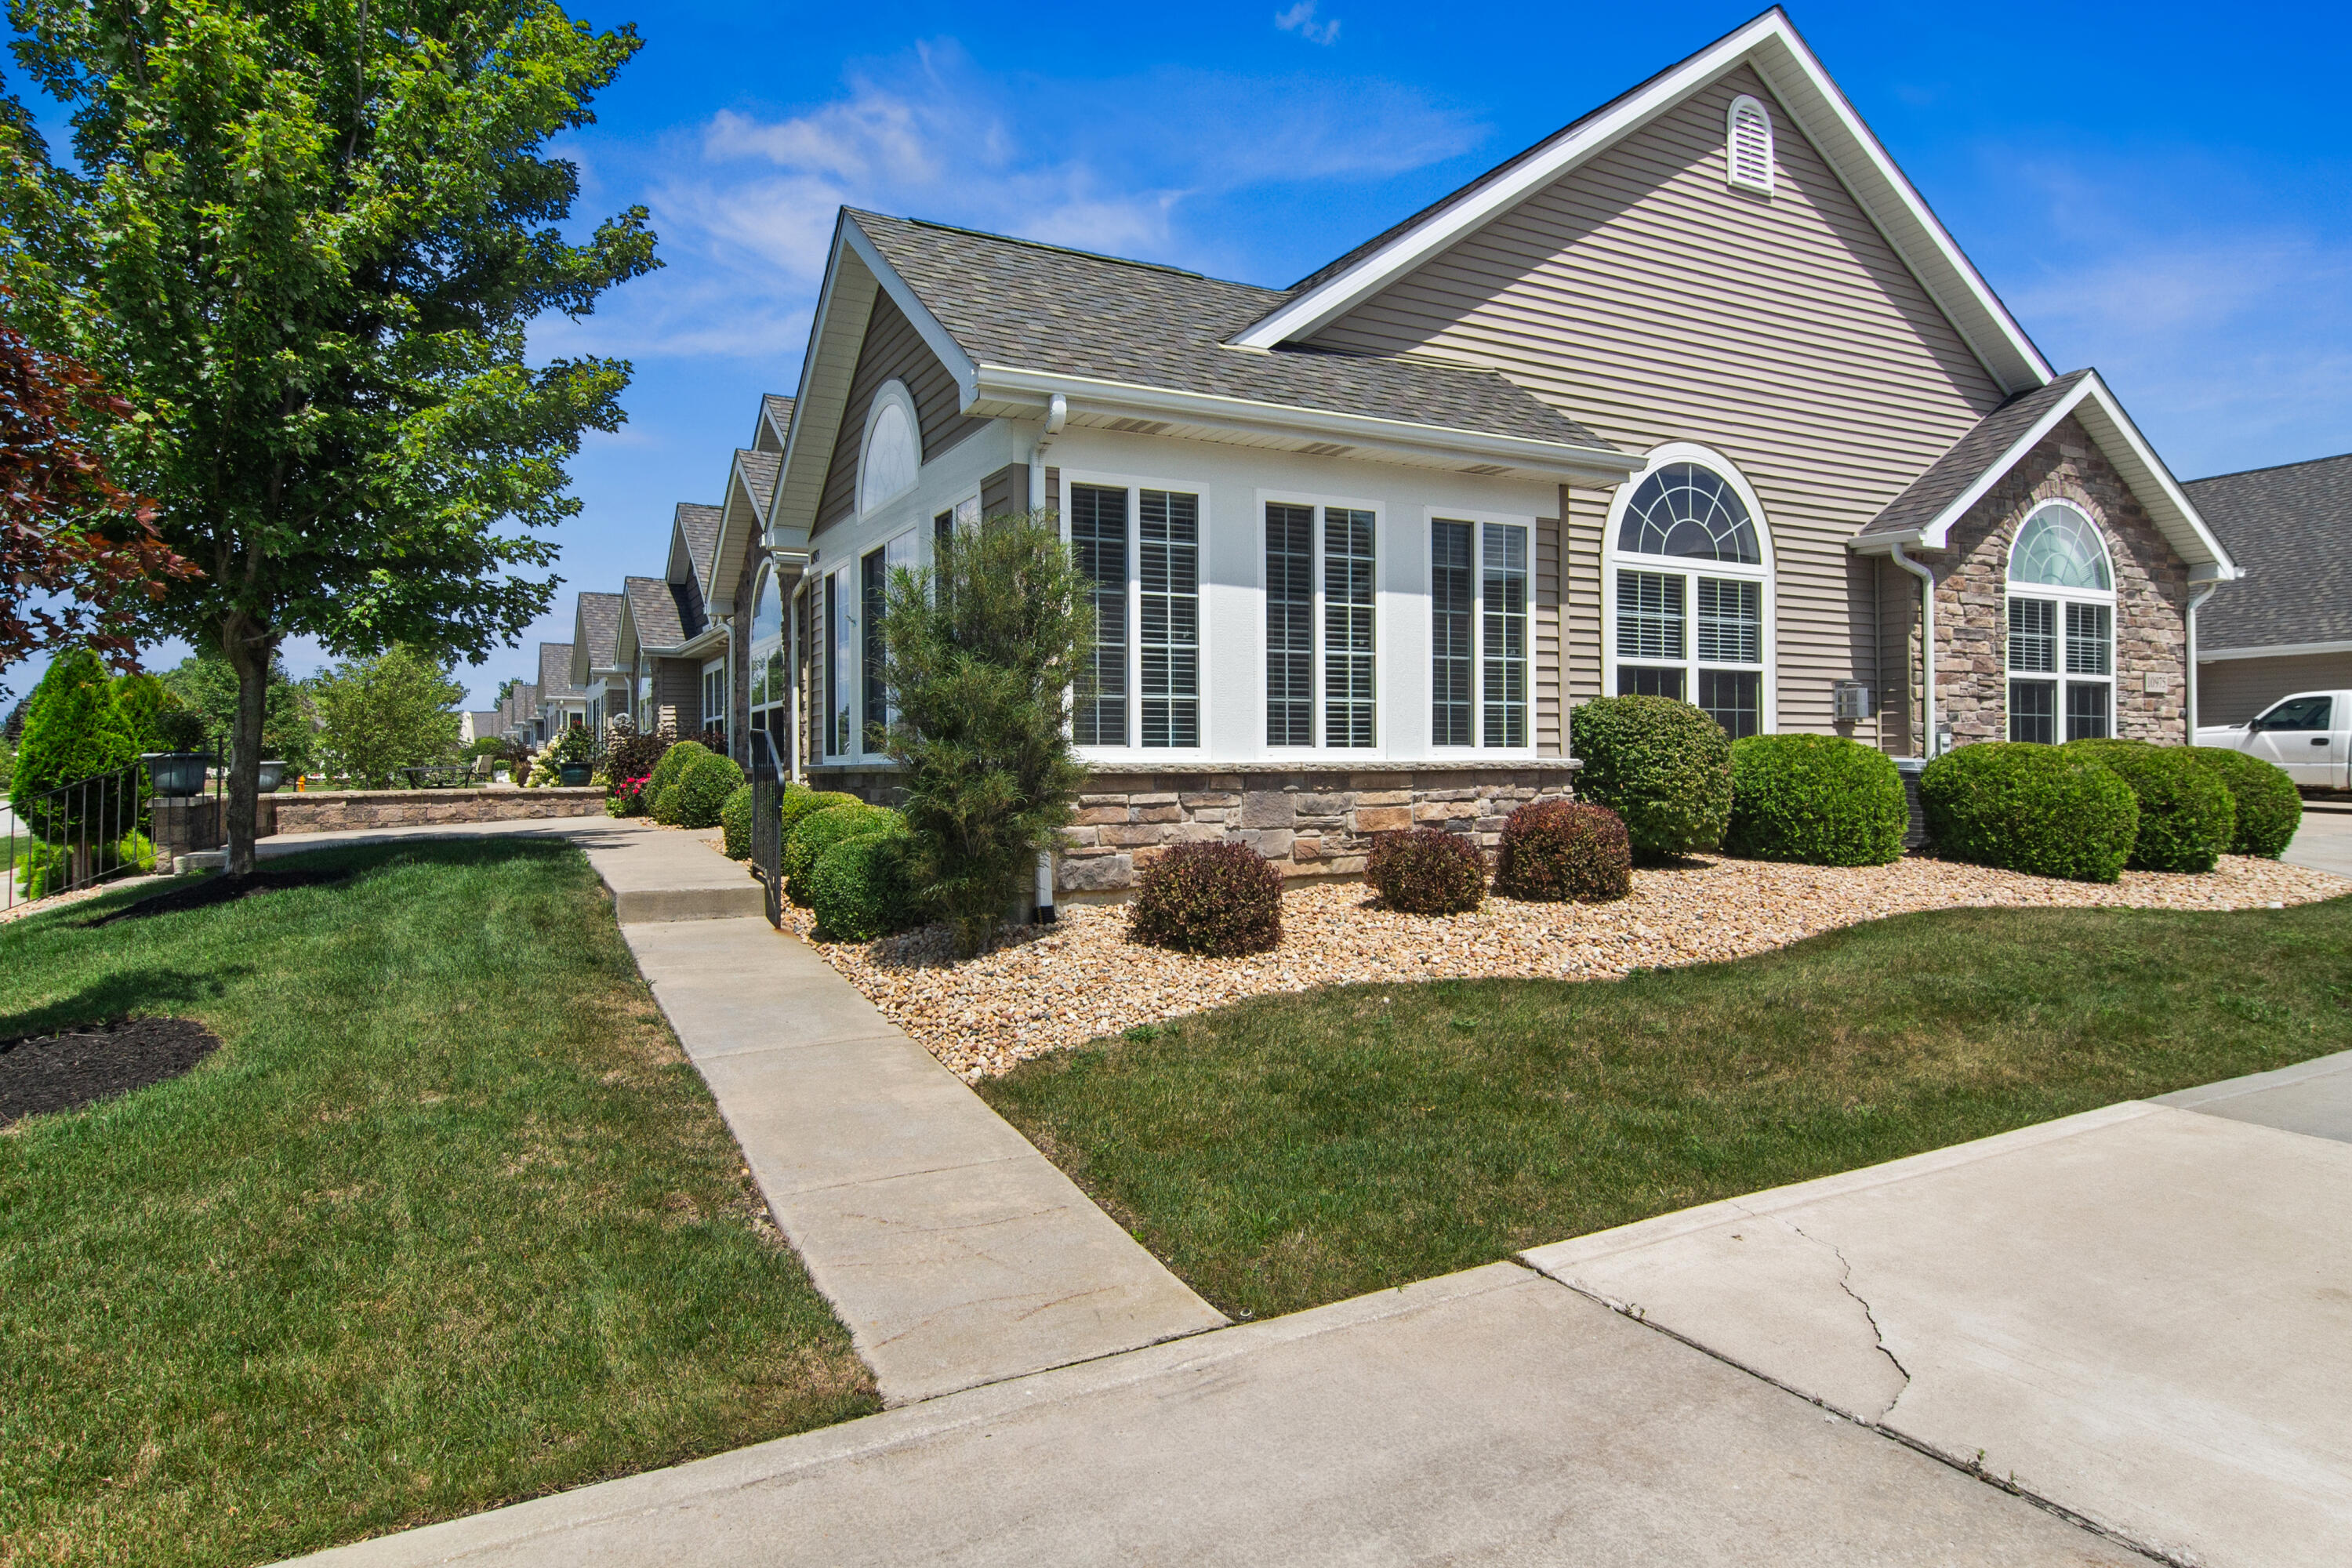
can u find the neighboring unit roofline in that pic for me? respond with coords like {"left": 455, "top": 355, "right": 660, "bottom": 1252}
{"left": 2196, "top": 639, "right": 2352, "bottom": 663}
{"left": 2185, "top": 449, "right": 2352, "bottom": 485}
{"left": 1229, "top": 8, "right": 2052, "bottom": 395}
{"left": 971, "top": 364, "right": 1644, "bottom": 485}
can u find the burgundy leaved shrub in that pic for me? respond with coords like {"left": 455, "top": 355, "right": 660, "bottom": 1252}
{"left": 1366, "top": 826, "right": 1486, "bottom": 915}
{"left": 1494, "top": 800, "right": 1632, "bottom": 902}
{"left": 1128, "top": 840, "right": 1283, "bottom": 956}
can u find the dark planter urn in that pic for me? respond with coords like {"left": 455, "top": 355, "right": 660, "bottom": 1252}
{"left": 256, "top": 760, "right": 289, "bottom": 794}
{"left": 142, "top": 752, "right": 209, "bottom": 797}
{"left": 558, "top": 763, "right": 593, "bottom": 787}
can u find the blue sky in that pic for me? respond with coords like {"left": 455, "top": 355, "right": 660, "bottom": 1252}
{"left": 8, "top": 1, "right": 2350, "bottom": 706}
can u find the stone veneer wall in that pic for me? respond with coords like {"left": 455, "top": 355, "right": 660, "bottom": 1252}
{"left": 265, "top": 786, "right": 605, "bottom": 836}
{"left": 1932, "top": 413, "right": 2190, "bottom": 746}
{"left": 807, "top": 763, "right": 1581, "bottom": 899}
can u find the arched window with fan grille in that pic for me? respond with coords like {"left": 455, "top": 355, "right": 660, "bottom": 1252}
{"left": 1726, "top": 94, "right": 1773, "bottom": 194}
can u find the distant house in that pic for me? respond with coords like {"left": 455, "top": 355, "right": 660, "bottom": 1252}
{"left": 569, "top": 591, "right": 626, "bottom": 734}
{"left": 537, "top": 641, "right": 585, "bottom": 735}
{"left": 457, "top": 710, "right": 502, "bottom": 745}
{"left": 614, "top": 503, "right": 721, "bottom": 736}
{"left": 726, "top": 9, "right": 2236, "bottom": 897}
{"left": 2183, "top": 452, "right": 2352, "bottom": 725}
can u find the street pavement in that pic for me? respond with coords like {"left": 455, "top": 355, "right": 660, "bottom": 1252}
{"left": 2282, "top": 800, "right": 2352, "bottom": 879}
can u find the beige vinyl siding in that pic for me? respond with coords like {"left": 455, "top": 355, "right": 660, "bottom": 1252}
{"left": 980, "top": 463, "right": 1029, "bottom": 517}
{"left": 649, "top": 657, "right": 702, "bottom": 733}
{"left": 2198, "top": 651, "right": 2352, "bottom": 728}
{"left": 1310, "top": 64, "right": 2006, "bottom": 735}
{"left": 816, "top": 292, "right": 988, "bottom": 535}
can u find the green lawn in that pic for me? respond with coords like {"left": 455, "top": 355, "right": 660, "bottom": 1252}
{"left": 980, "top": 896, "right": 2352, "bottom": 1323}
{"left": 0, "top": 842, "right": 877, "bottom": 1568}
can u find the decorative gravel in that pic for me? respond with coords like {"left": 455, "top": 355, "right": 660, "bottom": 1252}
{"left": 782, "top": 854, "right": 2348, "bottom": 1082}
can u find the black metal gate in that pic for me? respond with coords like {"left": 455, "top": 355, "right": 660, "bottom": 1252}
{"left": 748, "top": 731, "right": 784, "bottom": 928}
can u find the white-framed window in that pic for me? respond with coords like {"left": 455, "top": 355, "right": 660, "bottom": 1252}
{"left": 1726, "top": 93, "right": 1773, "bottom": 194}
{"left": 2005, "top": 502, "right": 2114, "bottom": 743}
{"left": 1264, "top": 494, "right": 1382, "bottom": 750}
{"left": 857, "top": 530, "right": 918, "bottom": 752}
{"left": 824, "top": 564, "right": 854, "bottom": 758}
{"left": 747, "top": 563, "right": 786, "bottom": 771}
{"left": 1429, "top": 512, "right": 1532, "bottom": 750}
{"left": 858, "top": 379, "right": 921, "bottom": 516}
{"left": 1065, "top": 473, "right": 1204, "bottom": 752}
{"left": 700, "top": 657, "right": 728, "bottom": 748}
{"left": 1602, "top": 444, "right": 1773, "bottom": 739}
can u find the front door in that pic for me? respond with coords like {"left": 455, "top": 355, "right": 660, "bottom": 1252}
{"left": 2247, "top": 694, "right": 2335, "bottom": 786}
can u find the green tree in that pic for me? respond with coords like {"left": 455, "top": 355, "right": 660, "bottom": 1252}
{"left": 311, "top": 646, "right": 463, "bottom": 786}
{"left": 5, "top": 0, "right": 658, "bottom": 872}
{"left": 158, "top": 652, "right": 316, "bottom": 771}
{"left": 110, "top": 670, "right": 172, "bottom": 753}
{"left": 881, "top": 514, "right": 1094, "bottom": 956}
{"left": 13, "top": 646, "right": 139, "bottom": 842}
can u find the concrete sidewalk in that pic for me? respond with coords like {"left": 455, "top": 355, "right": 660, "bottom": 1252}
{"left": 2282, "top": 801, "right": 2352, "bottom": 879}
{"left": 263, "top": 818, "right": 1225, "bottom": 1403}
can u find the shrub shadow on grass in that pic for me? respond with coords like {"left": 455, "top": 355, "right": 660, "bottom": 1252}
{"left": 0, "top": 965, "right": 247, "bottom": 1044}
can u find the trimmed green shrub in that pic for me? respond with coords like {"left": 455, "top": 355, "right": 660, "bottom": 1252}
{"left": 720, "top": 785, "right": 755, "bottom": 860}
{"left": 780, "top": 787, "right": 860, "bottom": 841}
{"left": 1366, "top": 827, "right": 1486, "bottom": 915}
{"left": 784, "top": 802, "right": 898, "bottom": 905}
{"left": 646, "top": 739, "right": 706, "bottom": 806}
{"left": 153, "top": 708, "right": 209, "bottom": 753}
{"left": 15, "top": 840, "right": 60, "bottom": 900}
{"left": 2189, "top": 747, "right": 2302, "bottom": 859}
{"left": 1919, "top": 742, "right": 2139, "bottom": 883}
{"left": 1495, "top": 800, "right": 1632, "bottom": 902}
{"left": 1724, "top": 734, "right": 1907, "bottom": 866}
{"left": 2063, "top": 739, "right": 2234, "bottom": 873}
{"left": 1130, "top": 840, "right": 1283, "bottom": 956}
{"left": 810, "top": 828, "right": 921, "bottom": 942}
{"left": 650, "top": 783, "right": 682, "bottom": 826}
{"left": 675, "top": 751, "right": 746, "bottom": 830}
{"left": 1568, "top": 695, "right": 1733, "bottom": 863}
{"left": 115, "top": 831, "right": 160, "bottom": 873}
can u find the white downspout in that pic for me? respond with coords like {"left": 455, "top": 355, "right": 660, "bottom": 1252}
{"left": 2185, "top": 583, "right": 2220, "bottom": 739}
{"left": 1029, "top": 391, "right": 1069, "bottom": 923}
{"left": 1889, "top": 542, "right": 1938, "bottom": 757}
{"left": 787, "top": 575, "right": 809, "bottom": 785}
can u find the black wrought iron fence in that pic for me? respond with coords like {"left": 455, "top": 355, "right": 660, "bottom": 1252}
{"left": 3, "top": 748, "right": 222, "bottom": 914}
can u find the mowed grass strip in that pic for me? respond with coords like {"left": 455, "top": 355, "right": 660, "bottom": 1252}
{"left": 0, "top": 841, "right": 877, "bottom": 1568}
{"left": 980, "top": 896, "right": 2352, "bottom": 1323}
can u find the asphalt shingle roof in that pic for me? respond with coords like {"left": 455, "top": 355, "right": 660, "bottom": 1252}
{"left": 575, "top": 591, "right": 622, "bottom": 670}
{"left": 1858, "top": 372, "right": 2094, "bottom": 540}
{"left": 624, "top": 575, "right": 684, "bottom": 649}
{"left": 2184, "top": 452, "right": 2352, "bottom": 651}
{"left": 735, "top": 448, "right": 780, "bottom": 521}
{"left": 676, "top": 502, "right": 722, "bottom": 586}
{"left": 760, "top": 394, "right": 795, "bottom": 445}
{"left": 538, "top": 643, "right": 579, "bottom": 702}
{"left": 849, "top": 211, "right": 1615, "bottom": 452}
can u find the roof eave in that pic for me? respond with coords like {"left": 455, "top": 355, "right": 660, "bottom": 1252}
{"left": 971, "top": 364, "right": 1642, "bottom": 486}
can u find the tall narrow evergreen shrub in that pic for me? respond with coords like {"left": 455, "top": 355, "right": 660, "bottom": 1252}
{"left": 14, "top": 649, "right": 141, "bottom": 840}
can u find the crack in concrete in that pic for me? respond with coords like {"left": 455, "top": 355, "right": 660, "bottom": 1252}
{"left": 1774, "top": 1216, "right": 1912, "bottom": 1397}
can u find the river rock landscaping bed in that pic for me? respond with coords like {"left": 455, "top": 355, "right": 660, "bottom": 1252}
{"left": 782, "top": 853, "right": 2348, "bottom": 1080}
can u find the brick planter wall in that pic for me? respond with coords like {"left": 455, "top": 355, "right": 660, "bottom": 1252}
{"left": 265, "top": 786, "right": 605, "bottom": 836}
{"left": 1933, "top": 413, "right": 2190, "bottom": 745}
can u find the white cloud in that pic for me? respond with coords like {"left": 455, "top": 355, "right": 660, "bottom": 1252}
{"left": 1276, "top": 2, "right": 1341, "bottom": 46}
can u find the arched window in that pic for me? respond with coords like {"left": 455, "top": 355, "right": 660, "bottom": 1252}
{"left": 746, "top": 563, "right": 786, "bottom": 768}
{"left": 1603, "top": 447, "right": 1773, "bottom": 739}
{"left": 858, "top": 380, "right": 920, "bottom": 514}
{"left": 2005, "top": 503, "right": 2115, "bottom": 742}
{"left": 1726, "top": 94, "right": 1773, "bottom": 194}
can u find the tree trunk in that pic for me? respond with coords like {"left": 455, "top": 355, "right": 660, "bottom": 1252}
{"left": 220, "top": 610, "right": 276, "bottom": 878}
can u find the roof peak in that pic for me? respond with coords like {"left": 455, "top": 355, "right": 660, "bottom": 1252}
{"left": 851, "top": 208, "right": 1273, "bottom": 293}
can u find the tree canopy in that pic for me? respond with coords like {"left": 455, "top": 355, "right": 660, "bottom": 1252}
{"left": 311, "top": 645, "right": 463, "bottom": 786}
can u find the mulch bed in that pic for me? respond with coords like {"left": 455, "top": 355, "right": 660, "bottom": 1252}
{"left": 0, "top": 1015, "right": 223, "bottom": 1126}
{"left": 80, "top": 866, "right": 350, "bottom": 927}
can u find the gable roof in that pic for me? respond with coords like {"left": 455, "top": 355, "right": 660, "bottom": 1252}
{"left": 670, "top": 502, "right": 722, "bottom": 587}
{"left": 1851, "top": 368, "right": 2237, "bottom": 579}
{"left": 1232, "top": 8, "right": 2049, "bottom": 397}
{"left": 537, "top": 643, "right": 579, "bottom": 702}
{"left": 622, "top": 574, "right": 686, "bottom": 652}
{"left": 710, "top": 446, "right": 782, "bottom": 608}
{"left": 571, "top": 591, "right": 622, "bottom": 682}
{"left": 757, "top": 394, "right": 794, "bottom": 453}
{"left": 2185, "top": 452, "right": 2352, "bottom": 653}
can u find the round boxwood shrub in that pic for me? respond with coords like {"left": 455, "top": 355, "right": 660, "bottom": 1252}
{"left": 1494, "top": 799, "right": 1632, "bottom": 902}
{"left": 720, "top": 785, "right": 755, "bottom": 860}
{"left": 780, "top": 786, "right": 861, "bottom": 840}
{"left": 651, "top": 782, "right": 683, "bottom": 826}
{"left": 1918, "top": 742, "right": 2139, "bottom": 883}
{"left": 2189, "top": 747, "right": 2302, "bottom": 859}
{"left": 784, "top": 802, "right": 898, "bottom": 905}
{"left": 645, "top": 739, "right": 706, "bottom": 805}
{"left": 2063, "top": 739, "right": 2234, "bottom": 873}
{"left": 1366, "top": 827, "right": 1486, "bottom": 915}
{"left": 674, "top": 750, "right": 746, "bottom": 830}
{"left": 1130, "top": 840, "right": 1283, "bottom": 956}
{"left": 1568, "top": 695, "right": 1733, "bottom": 863}
{"left": 1724, "top": 734, "right": 1907, "bottom": 866}
{"left": 810, "top": 828, "right": 922, "bottom": 942}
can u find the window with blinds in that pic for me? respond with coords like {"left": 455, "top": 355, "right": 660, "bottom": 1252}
{"left": 1071, "top": 485, "right": 1128, "bottom": 746}
{"left": 1323, "top": 508, "right": 1376, "bottom": 747}
{"left": 861, "top": 548, "right": 887, "bottom": 750}
{"left": 1431, "top": 520, "right": 1474, "bottom": 746}
{"left": 1265, "top": 503, "right": 1315, "bottom": 746}
{"left": 1483, "top": 523, "right": 1528, "bottom": 748}
{"left": 1139, "top": 489, "right": 1200, "bottom": 749}
{"left": 1726, "top": 94, "right": 1773, "bottom": 194}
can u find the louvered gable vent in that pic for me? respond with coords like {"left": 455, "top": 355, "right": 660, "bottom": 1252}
{"left": 1726, "top": 93, "right": 1773, "bottom": 194}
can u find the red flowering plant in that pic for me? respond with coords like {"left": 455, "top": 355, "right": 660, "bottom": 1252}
{"left": 607, "top": 774, "right": 653, "bottom": 818}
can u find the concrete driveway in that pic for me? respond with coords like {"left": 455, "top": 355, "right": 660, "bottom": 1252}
{"left": 2284, "top": 800, "right": 2352, "bottom": 878}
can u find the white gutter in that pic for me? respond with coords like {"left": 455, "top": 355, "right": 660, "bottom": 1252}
{"left": 1029, "top": 393, "right": 1067, "bottom": 512}
{"left": 2184, "top": 583, "right": 2220, "bottom": 737}
{"left": 1889, "top": 542, "right": 1939, "bottom": 757}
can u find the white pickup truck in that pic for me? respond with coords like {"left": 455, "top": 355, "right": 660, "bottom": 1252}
{"left": 2194, "top": 690, "right": 2352, "bottom": 791}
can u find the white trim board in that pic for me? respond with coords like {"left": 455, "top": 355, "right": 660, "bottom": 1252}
{"left": 2198, "top": 640, "right": 2352, "bottom": 663}
{"left": 1229, "top": 10, "right": 2051, "bottom": 397}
